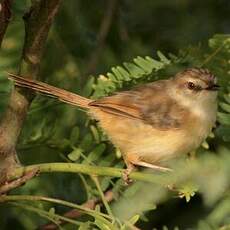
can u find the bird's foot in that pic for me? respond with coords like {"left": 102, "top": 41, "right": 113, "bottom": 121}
{"left": 122, "top": 168, "right": 133, "bottom": 185}
{"left": 122, "top": 163, "right": 136, "bottom": 185}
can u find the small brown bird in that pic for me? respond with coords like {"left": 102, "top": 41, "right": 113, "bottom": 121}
{"left": 8, "top": 68, "right": 218, "bottom": 182}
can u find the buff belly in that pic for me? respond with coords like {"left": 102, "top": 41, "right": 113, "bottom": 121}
{"left": 91, "top": 108, "right": 209, "bottom": 164}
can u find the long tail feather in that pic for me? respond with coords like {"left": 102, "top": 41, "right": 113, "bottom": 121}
{"left": 8, "top": 73, "right": 92, "bottom": 109}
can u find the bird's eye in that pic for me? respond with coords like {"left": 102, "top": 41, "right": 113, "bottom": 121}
{"left": 187, "top": 82, "right": 195, "bottom": 90}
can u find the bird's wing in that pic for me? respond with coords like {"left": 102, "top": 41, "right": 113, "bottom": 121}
{"left": 89, "top": 81, "right": 188, "bottom": 130}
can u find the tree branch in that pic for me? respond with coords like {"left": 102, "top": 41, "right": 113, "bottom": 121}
{"left": 0, "top": 0, "right": 61, "bottom": 184}
{"left": 40, "top": 190, "right": 114, "bottom": 230}
{"left": 0, "top": 0, "right": 12, "bottom": 46}
{"left": 8, "top": 162, "right": 172, "bottom": 186}
{"left": 0, "top": 194, "right": 112, "bottom": 219}
{"left": 20, "top": 0, "right": 61, "bottom": 76}
{"left": 0, "top": 193, "right": 114, "bottom": 229}
{"left": 0, "top": 169, "right": 38, "bottom": 194}
{"left": 86, "top": 0, "right": 118, "bottom": 74}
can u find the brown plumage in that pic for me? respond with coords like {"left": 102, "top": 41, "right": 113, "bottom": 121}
{"left": 8, "top": 68, "right": 218, "bottom": 183}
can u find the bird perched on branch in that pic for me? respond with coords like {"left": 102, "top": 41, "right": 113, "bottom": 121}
{"left": 8, "top": 68, "right": 218, "bottom": 183}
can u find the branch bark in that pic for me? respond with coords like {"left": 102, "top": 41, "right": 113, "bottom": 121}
{"left": 0, "top": 0, "right": 12, "bottom": 46}
{"left": 0, "top": 0, "right": 61, "bottom": 184}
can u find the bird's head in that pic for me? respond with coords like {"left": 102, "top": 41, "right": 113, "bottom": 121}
{"left": 171, "top": 68, "right": 218, "bottom": 107}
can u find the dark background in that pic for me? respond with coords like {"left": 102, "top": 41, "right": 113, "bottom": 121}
{"left": 0, "top": 0, "right": 230, "bottom": 229}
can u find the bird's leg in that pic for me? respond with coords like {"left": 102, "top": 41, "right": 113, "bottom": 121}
{"left": 122, "top": 154, "right": 173, "bottom": 185}
{"left": 132, "top": 160, "right": 174, "bottom": 191}
{"left": 132, "top": 161, "right": 173, "bottom": 172}
{"left": 123, "top": 161, "right": 136, "bottom": 185}
{"left": 122, "top": 154, "right": 138, "bottom": 185}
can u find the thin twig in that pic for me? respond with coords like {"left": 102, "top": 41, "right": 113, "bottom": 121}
{"left": 11, "top": 202, "right": 82, "bottom": 227}
{"left": 91, "top": 176, "right": 115, "bottom": 218}
{"left": 86, "top": 0, "right": 118, "bottom": 74}
{"left": 200, "top": 43, "right": 226, "bottom": 67}
{"left": 40, "top": 190, "right": 114, "bottom": 230}
{"left": 0, "top": 194, "right": 111, "bottom": 219}
{"left": 0, "top": 168, "right": 39, "bottom": 194}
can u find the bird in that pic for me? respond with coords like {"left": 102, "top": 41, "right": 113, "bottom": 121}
{"left": 8, "top": 68, "right": 218, "bottom": 183}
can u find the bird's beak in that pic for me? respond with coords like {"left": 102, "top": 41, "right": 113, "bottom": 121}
{"left": 205, "top": 84, "right": 220, "bottom": 91}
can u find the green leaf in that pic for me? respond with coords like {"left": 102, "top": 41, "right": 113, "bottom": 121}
{"left": 107, "top": 72, "right": 120, "bottom": 83}
{"left": 70, "top": 126, "right": 80, "bottom": 145}
{"left": 217, "top": 112, "right": 230, "bottom": 125}
{"left": 112, "top": 67, "right": 128, "bottom": 81}
{"left": 223, "top": 94, "right": 230, "bottom": 104}
{"left": 90, "top": 125, "right": 100, "bottom": 143}
{"left": 83, "top": 144, "right": 106, "bottom": 164}
{"left": 83, "top": 76, "right": 95, "bottom": 97}
{"left": 80, "top": 133, "right": 93, "bottom": 150}
{"left": 48, "top": 207, "right": 55, "bottom": 215}
{"left": 99, "top": 154, "right": 116, "bottom": 167}
{"left": 68, "top": 148, "right": 83, "bottom": 161}
{"left": 94, "top": 219, "right": 113, "bottom": 230}
{"left": 145, "top": 56, "right": 164, "bottom": 69}
{"left": 133, "top": 56, "right": 153, "bottom": 74}
{"left": 93, "top": 212, "right": 116, "bottom": 230}
{"left": 216, "top": 126, "right": 230, "bottom": 142}
{"left": 116, "top": 66, "right": 131, "bottom": 81}
{"left": 128, "top": 214, "right": 140, "bottom": 225}
{"left": 219, "top": 102, "right": 230, "bottom": 113}
{"left": 79, "top": 221, "right": 91, "bottom": 230}
{"left": 201, "top": 140, "right": 209, "bottom": 149}
{"left": 209, "top": 34, "right": 230, "bottom": 49}
{"left": 157, "top": 51, "right": 171, "bottom": 64}
{"left": 100, "top": 177, "right": 111, "bottom": 191}
{"left": 123, "top": 62, "right": 146, "bottom": 78}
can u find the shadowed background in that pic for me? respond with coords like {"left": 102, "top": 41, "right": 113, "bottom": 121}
{"left": 0, "top": 0, "right": 230, "bottom": 229}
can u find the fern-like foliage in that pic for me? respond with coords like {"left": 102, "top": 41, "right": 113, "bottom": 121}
{"left": 90, "top": 52, "right": 171, "bottom": 99}
{"left": 5, "top": 34, "right": 230, "bottom": 230}
{"left": 213, "top": 35, "right": 230, "bottom": 142}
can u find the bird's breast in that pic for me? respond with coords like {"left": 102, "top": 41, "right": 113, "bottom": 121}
{"left": 90, "top": 103, "right": 216, "bottom": 163}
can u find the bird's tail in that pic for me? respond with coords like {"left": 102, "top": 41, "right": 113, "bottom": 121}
{"left": 8, "top": 73, "right": 92, "bottom": 109}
